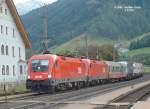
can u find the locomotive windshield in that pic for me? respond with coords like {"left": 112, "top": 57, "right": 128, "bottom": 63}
{"left": 32, "top": 60, "right": 49, "bottom": 72}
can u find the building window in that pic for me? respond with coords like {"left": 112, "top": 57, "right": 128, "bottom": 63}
{"left": 0, "top": 7, "right": 2, "bottom": 13}
{"left": 2, "top": 65, "right": 5, "bottom": 75}
{"left": 6, "top": 45, "right": 8, "bottom": 55}
{"left": 5, "top": 9, "right": 7, "bottom": 15}
{"left": 19, "top": 47, "right": 21, "bottom": 57}
{"left": 1, "top": 45, "right": 4, "bottom": 55}
{"left": 13, "top": 65, "right": 15, "bottom": 76}
{"left": 12, "top": 46, "right": 15, "bottom": 57}
{"left": 24, "top": 66, "right": 26, "bottom": 74}
{"left": 6, "top": 26, "right": 8, "bottom": 35}
{"left": 13, "top": 28, "right": 15, "bottom": 37}
{"left": 20, "top": 65, "right": 23, "bottom": 75}
{"left": 0, "top": 25, "right": 3, "bottom": 34}
{"left": 6, "top": 65, "right": 9, "bottom": 75}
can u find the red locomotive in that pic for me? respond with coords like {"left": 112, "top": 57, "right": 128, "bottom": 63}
{"left": 26, "top": 54, "right": 143, "bottom": 92}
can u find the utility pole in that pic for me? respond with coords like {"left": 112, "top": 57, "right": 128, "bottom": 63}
{"left": 74, "top": 48, "right": 78, "bottom": 57}
{"left": 113, "top": 39, "right": 118, "bottom": 62}
{"left": 85, "top": 35, "right": 89, "bottom": 59}
{"left": 43, "top": 4, "right": 49, "bottom": 52}
{"left": 113, "top": 41, "right": 115, "bottom": 62}
{"left": 96, "top": 48, "right": 100, "bottom": 60}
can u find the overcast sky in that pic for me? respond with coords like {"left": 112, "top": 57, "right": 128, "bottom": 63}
{"left": 13, "top": 0, "right": 57, "bottom": 4}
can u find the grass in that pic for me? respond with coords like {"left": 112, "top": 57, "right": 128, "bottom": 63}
{"left": 122, "top": 32, "right": 150, "bottom": 48}
{"left": 130, "top": 32, "right": 150, "bottom": 42}
{"left": 50, "top": 32, "right": 150, "bottom": 62}
{"left": 13, "top": 84, "right": 27, "bottom": 94}
{"left": 0, "top": 84, "right": 27, "bottom": 96}
{"left": 144, "top": 67, "right": 150, "bottom": 73}
{"left": 51, "top": 34, "right": 129, "bottom": 53}
{"left": 51, "top": 34, "right": 109, "bottom": 53}
{"left": 51, "top": 32, "right": 150, "bottom": 53}
{"left": 126, "top": 47, "right": 150, "bottom": 57}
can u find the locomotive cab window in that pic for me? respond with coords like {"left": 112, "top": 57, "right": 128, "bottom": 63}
{"left": 32, "top": 60, "right": 49, "bottom": 72}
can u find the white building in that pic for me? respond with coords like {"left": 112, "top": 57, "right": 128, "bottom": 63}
{"left": 0, "top": 0, "right": 31, "bottom": 84}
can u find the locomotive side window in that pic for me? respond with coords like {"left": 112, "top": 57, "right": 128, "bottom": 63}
{"left": 109, "top": 66, "right": 111, "bottom": 72}
{"left": 32, "top": 60, "right": 49, "bottom": 72}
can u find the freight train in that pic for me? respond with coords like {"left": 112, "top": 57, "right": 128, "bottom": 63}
{"left": 26, "top": 54, "right": 144, "bottom": 92}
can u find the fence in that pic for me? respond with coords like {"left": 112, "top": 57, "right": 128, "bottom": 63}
{"left": 0, "top": 80, "right": 27, "bottom": 95}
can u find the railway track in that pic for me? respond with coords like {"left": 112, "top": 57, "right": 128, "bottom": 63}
{"left": 0, "top": 74, "right": 150, "bottom": 109}
{"left": 0, "top": 83, "right": 133, "bottom": 109}
{"left": 96, "top": 80, "right": 150, "bottom": 109}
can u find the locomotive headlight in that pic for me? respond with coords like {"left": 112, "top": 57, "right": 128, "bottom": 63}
{"left": 27, "top": 75, "right": 30, "bottom": 79}
{"left": 48, "top": 74, "right": 52, "bottom": 78}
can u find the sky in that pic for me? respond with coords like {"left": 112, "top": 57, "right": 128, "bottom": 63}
{"left": 13, "top": 0, "right": 57, "bottom": 4}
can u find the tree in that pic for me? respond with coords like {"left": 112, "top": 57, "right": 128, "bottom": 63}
{"left": 59, "top": 44, "right": 119, "bottom": 61}
{"left": 58, "top": 49, "right": 76, "bottom": 57}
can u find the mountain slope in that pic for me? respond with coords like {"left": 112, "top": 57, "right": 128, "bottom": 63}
{"left": 127, "top": 47, "right": 150, "bottom": 57}
{"left": 21, "top": 0, "right": 150, "bottom": 53}
{"left": 16, "top": 0, "right": 43, "bottom": 15}
{"left": 129, "top": 34, "right": 150, "bottom": 50}
{"left": 51, "top": 33, "right": 114, "bottom": 53}
{"left": 16, "top": 0, "right": 57, "bottom": 15}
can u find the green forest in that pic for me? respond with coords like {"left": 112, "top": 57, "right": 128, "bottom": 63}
{"left": 129, "top": 35, "right": 150, "bottom": 50}
{"left": 21, "top": 0, "right": 150, "bottom": 53}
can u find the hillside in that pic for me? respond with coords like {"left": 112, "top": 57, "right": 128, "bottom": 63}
{"left": 129, "top": 33, "right": 150, "bottom": 50}
{"left": 21, "top": 0, "right": 150, "bottom": 53}
{"left": 16, "top": 0, "right": 42, "bottom": 15}
{"left": 16, "top": 0, "right": 57, "bottom": 15}
{"left": 125, "top": 47, "right": 150, "bottom": 65}
{"left": 51, "top": 33, "right": 128, "bottom": 53}
{"left": 126, "top": 47, "right": 150, "bottom": 57}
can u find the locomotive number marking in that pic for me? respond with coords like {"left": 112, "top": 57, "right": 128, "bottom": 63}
{"left": 35, "top": 75, "right": 42, "bottom": 79}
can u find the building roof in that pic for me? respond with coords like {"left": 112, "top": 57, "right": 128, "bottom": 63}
{"left": 5, "top": 0, "right": 31, "bottom": 48}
